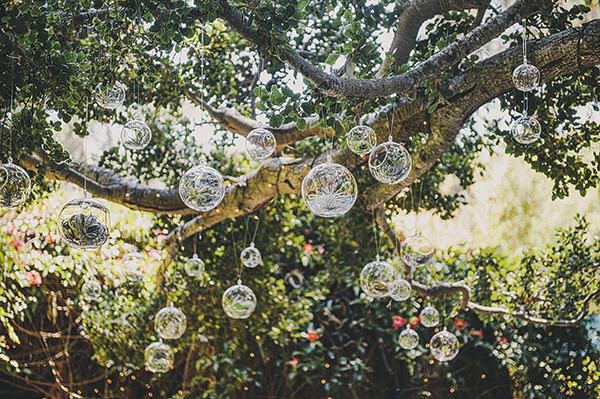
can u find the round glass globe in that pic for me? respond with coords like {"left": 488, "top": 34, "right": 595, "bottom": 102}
{"left": 0, "top": 162, "right": 31, "bottom": 208}
{"left": 154, "top": 306, "right": 187, "bottom": 340}
{"left": 94, "top": 81, "right": 126, "bottom": 109}
{"left": 246, "top": 128, "right": 276, "bottom": 159}
{"left": 121, "top": 252, "right": 146, "bottom": 281}
{"left": 359, "top": 258, "right": 397, "bottom": 298}
{"left": 512, "top": 63, "right": 540, "bottom": 92}
{"left": 144, "top": 342, "right": 174, "bottom": 373}
{"left": 400, "top": 234, "right": 433, "bottom": 268}
{"left": 81, "top": 279, "right": 102, "bottom": 301}
{"left": 420, "top": 305, "right": 440, "bottom": 328}
{"left": 179, "top": 164, "right": 225, "bottom": 212}
{"left": 398, "top": 327, "right": 419, "bottom": 350}
{"left": 58, "top": 197, "right": 110, "bottom": 249}
{"left": 389, "top": 278, "right": 412, "bottom": 301}
{"left": 301, "top": 162, "right": 357, "bottom": 218}
{"left": 430, "top": 329, "right": 460, "bottom": 361}
{"left": 121, "top": 120, "right": 152, "bottom": 150}
{"left": 184, "top": 254, "right": 205, "bottom": 277}
{"left": 346, "top": 125, "right": 377, "bottom": 155}
{"left": 222, "top": 283, "right": 257, "bottom": 319}
{"left": 369, "top": 141, "right": 412, "bottom": 185}
{"left": 511, "top": 115, "right": 541, "bottom": 144}
{"left": 241, "top": 243, "right": 262, "bottom": 268}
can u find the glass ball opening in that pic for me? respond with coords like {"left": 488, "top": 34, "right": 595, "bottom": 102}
{"left": 430, "top": 329, "right": 460, "bottom": 362}
{"left": 58, "top": 197, "right": 110, "bottom": 249}
{"left": 144, "top": 342, "right": 174, "bottom": 373}
{"left": 346, "top": 125, "right": 377, "bottom": 155}
{"left": 94, "top": 81, "right": 126, "bottom": 110}
{"left": 179, "top": 164, "right": 225, "bottom": 212}
{"left": 512, "top": 63, "right": 540, "bottom": 92}
{"left": 185, "top": 254, "right": 205, "bottom": 277}
{"left": 359, "top": 259, "right": 397, "bottom": 298}
{"left": 0, "top": 162, "right": 31, "bottom": 208}
{"left": 222, "top": 284, "right": 257, "bottom": 319}
{"left": 511, "top": 115, "right": 541, "bottom": 144}
{"left": 398, "top": 327, "right": 419, "bottom": 350}
{"left": 389, "top": 278, "right": 412, "bottom": 301}
{"left": 154, "top": 306, "right": 187, "bottom": 340}
{"left": 400, "top": 234, "right": 433, "bottom": 268}
{"left": 369, "top": 141, "right": 412, "bottom": 185}
{"left": 241, "top": 244, "right": 262, "bottom": 268}
{"left": 301, "top": 162, "right": 357, "bottom": 218}
{"left": 121, "top": 120, "right": 152, "bottom": 150}
{"left": 81, "top": 279, "right": 102, "bottom": 302}
{"left": 420, "top": 305, "right": 440, "bottom": 328}
{"left": 246, "top": 128, "right": 276, "bottom": 159}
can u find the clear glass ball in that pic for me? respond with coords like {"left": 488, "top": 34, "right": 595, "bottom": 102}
{"left": 154, "top": 306, "right": 187, "bottom": 340}
{"left": 94, "top": 81, "right": 126, "bottom": 109}
{"left": 346, "top": 125, "right": 377, "bottom": 155}
{"left": 359, "top": 258, "right": 397, "bottom": 298}
{"left": 121, "top": 252, "right": 146, "bottom": 281}
{"left": 81, "top": 279, "right": 102, "bottom": 301}
{"left": 246, "top": 128, "right": 276, "bottom": 159}
{"left": 0, "top": 162, "right": 31, "bottom": 208}
{"left": 222, "top": 283, "right": 257, "bottom": 319}
{"left": 512, "top": 63, "right": 540, "bottom": 92}
{"left": 144, "top": 342, "right": 174, "bottom": 373}
{"left": 389, "top": 278, "right": 412, "bottom": 301}
{"left": 184, "top": 254, "right": 205, "bottom": 277}
{"left": 241, "top": 243, "right": 262, "bottom": 268}
{"left": 420, "top": 305, "right": 440, "bottom": 328}
{"left": 398, "top": 327, "right": 419, "bottom": 350}
{"left": 369, "top": 141, "right": 412, "bottom": 185}
{"left": 400, "top": 234, "right": 433, "bottom": 268}
{"left": 430, "top": 329, "right": 460, "bottom": 361}
{"left": 179, "top": 164, "right": 225, "bottom": 212}
{"left": 58, "top": 197, "right": 110, "bottom": 249}
{"left": 301, "top": 162, "right": 357, "bottom": 218}
{"left": 121, "top": 120, "right": 152, "bottom": 150}
{"left": 511, "top": 115, "right": 541, "bottom": 144}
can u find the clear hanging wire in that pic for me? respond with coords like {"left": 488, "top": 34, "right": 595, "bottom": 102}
{"left": 522, "top": 19, "right": 528, "bottom": 64}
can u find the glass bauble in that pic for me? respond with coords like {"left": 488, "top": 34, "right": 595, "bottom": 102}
{"left": 512, "top": 63, "right": 540, "bottom": 92}
{"left": 511, "top": 115, "right": 541, "bottom": 144}
{"left": 58, "top": 197, "right": 110, "bottom": 249}
{"left": 389, "top": 278, "right": 412, "bottom": 301}
{"left": 369, "top": 141, "right": 411, "bottom": 185}
{"left": 81, "top": 279, "right": 102, "bottom": 301}
{"left": 179, "top": 164, "right": 225, "bottom": 212}
{"left": 398, "top": 326, "right": 419, "bottom": 350}
{"left": 430, "top": 329, "right": 459, "bottom": 361}
{"left": 0, "top": 162, "right": 31, "bottom": 208}
{"left": 94, "top": 81, "right": 126, "bottom": 109}
{"left": 346, "top": 125, "right": 377, "bottom": 155}
{"left": 144, "top": 342, "right": 174, "bottom": 373}
{"left": 222, "top": 283, "right": 257, "bottom": 319}
{"left": 154, "top": 306, "right": 187, "bottom": 340}
{"left": 121, "top": 252, "right": 146, "bottom": 281}
{"left": 301, "top": 162, "right": 357, "bottom": 218}
{"left": 246, "top": 128, "right": 276, "bottom": 159}
{"left": 121, "top": 120, "right": 152, "bottom": 150}
{"left": 420, "top": 305, "right": 439, "bottom": 328}
{"left": 359, "top": 257, "right": 397, "bottom": 298}
{"left": 241, "top": 242, "right": 262, "bottom": 268}
{"left": 400, "top": 234, "right": 433, "bottom": 268}
{"left": 184, "top": 254, "right": 205, "bottom": 277}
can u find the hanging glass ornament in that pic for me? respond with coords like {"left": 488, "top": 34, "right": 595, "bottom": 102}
{"left": 511, "top": 114, "right": 541, "bottom": 144}
{"left": 398, "top": 326, "right": 419, "bottom": 350}
{"left": 144, "top": 341, "right": 174, "bottom": 373}
{"left": 302, "top": 161, "right": 357, "bottom": 218}
{"left": 389, "top": 278, "right": 412, "bottom": 301}
{"left": 81, "top": 279, "right": 102, "bottom": 301}
{"left": 369, "top": 139, "right": 411, "bottom": 185}
{"left": 400, "top": 234, "right": 433, "bottom": 268}
{"left": 179, "top": 164, "right": 225, "bottom": 212}
{"left": 246, "top": 127, "right": 276, "bottom": 159}
{"left": 359, "top": 256, "right": 397, "bottom": 298}
{"left": 58, "top": 197, "right": 110, "bottom": 249}
{"left": 420, "top": 305, "right": 440, "bottom": 328}
{"left": 94, "top": 81, "right": 126, "bottom": 110}
{"left": 512, "top": 62, "right": 540, "bottom": 92}
{"left": 184, "top": 254, "right": 205, "bottom": 277}
{"left": 430, "top": 328, "right": 460, "bottom": 361}
{"left": 241, "top": 242, "right": 262, "bottom": 268}
{"left": 222, "top": 281, "right": 257, "bottom": 319}
{"left": 346, "top": 125, "right": 377, "bottom": 155}
{"left": 154, "top": 306, "right": 187, "bottom": 340}
{"left": 0, "top": 162, "right": 31, "bottom": 208}
{"left": 121, "top": 252, "right": 146, "bottom": 281}
{"left": 121, "top": 119, "right": 152, "bottom": 150}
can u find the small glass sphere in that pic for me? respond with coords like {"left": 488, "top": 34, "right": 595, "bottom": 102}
{"left": 359, "top": 258, "right": 397, "bottom": 298}
{"left": 121, "top": 252, "right": 146, "bottom": 281}
{"left": 144, "top": 341, "right": 174, "bottom": 373}
{"left": 420, "top": 305, "right": 440, "bottom": 328}
{"left": 302, "top": 162, "right": 357, "bottom": 218}
{"left": 179, "top": 164, "right": 225, "bottom": 212}
{"left": 389, "top": 278, "right": 412, "bottom": 301}
{"left": 511, "top": 115, "right": 541, "bottom": 144}
{"left": 121, "top": 120, "right": 152, "bottom": 150}
{"left": 246, "top": 128, "right": 276, "bottom": 159}
{"left": 94, "top": 81, "right": 126, "bottom": 109}
{"left": 398, "top": 327, "right": 419, "bottom": 350}
{"left": 241, "top": 243, "right": 262, "bottom": 268}
{"left": 184, "top": 254, "right": 205, "bottom": 277}
{"left": 512, "top": 63, "right": 540, "bottom": 92}
{"left": 400, "top": 234, "right": 433, "bottom": 268}
{"left": 369, "top": 141, "right": 411, "bottom": 185}
{"left": 154, "top": 306, "right": 187, "bottom": 340}
{"left": 430, "top": 329, "right": 460, "bottom": 361}
{"left": 58, "top": 197, "right": 110, "bottom": 249}
{"left": 346, "top": 125, "right": 377, "bottom": 155}
{"left": 81, "top": 279, "right": 102, "bottom": 301}
{"left": 0, "top": 162, "right": 31, "bottom": 208}
{"left": 222, "top": 283, "right": 257, "bottom": 319}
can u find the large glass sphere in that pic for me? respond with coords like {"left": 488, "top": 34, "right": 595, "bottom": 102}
{"left": 512, "top": 63, "right": 540, "bottom": 92}
{"left": 398, "top": 327, "right": 419, "bottom": 350}
{"left": 121, "top": 252, "right": 146, "bottom": 281}
{"left": 121, "top": 120, "right": 152, "bottom": 150}
{"left": 241, "top": 242, "right": 262, "bottom": 268}
{"left": 179, "top": 164, "right": 225, "bottom": 212}
{"left": 511, "top": 115, "right": 541, "bottom": 144}
{"left": 81, "top": 279, "right": 102, "bottom": 301}
{"left": 400, "top": 234, "right": 433, "bottom": 268}
{"left": 430, "top": 329, "right": 460, "bottom": 361}
{"left": 184, "top": 254, "right": 205, "bottom": 277}
{"left": 94, "top": 81, "right": 126, "bottom": 109}
{"left": 222, "top": 283, "right": 257, "bottom": 319}
{"left": 359, "top": 258, "right": 397, "bottom": 298}
{"left": 369, "top": 141, "right": 411, "bottom": 185}
{"left": 144, "top": 342, "right": 174, "bottom": 373}
{"left": 301, "top": 162, "right": 357, "bottom": 218}
{"left": 389, "top": 278, "right": 412, "bottom": 301}
{"left": 346, "top": 125, "right": 377, "bottom": 155}
{"left": 154, "top": 306, "right": 187, "bottom": 340}
{"left": 246, "top": 128, "right": 276, "bottom": 159}
{"left": 0, "top": 162, "right": 31, "bottom": 208}
{"left": 420, "top": 305, "right": 440, "bottom": 328}
{"left": 58, "top": 197, "right": 110, "bottom": 249}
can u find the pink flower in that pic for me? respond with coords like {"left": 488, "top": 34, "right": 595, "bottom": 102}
{"left": 8, "top": 223, "right": 17, "bottom": 235}
{"left": 303, "top": 243, "right": 314, "bottom": 253}
{"left": 392, "top": 316, "right": 407, "bottom": 329}
{"left": 289, "top": 357, "right": 299, "bottom": 367}
{"left": 157, "top": 234, "right": 167, "bottom": 243}
{"left": 306, "top": 331, "right": 319, "bottom": 342}
{"left": 453, "top": 318, "right": 467, "bottom": 331}
{"left": 318, "top": 246, "right": 325, "bottom": 254}
{"left": 472, "top": 329, "right": 483, "bottom": 337}
{"left": 25, "top": 271, "right": 42, "bottom": 287}
{"left": 148, "top": 249, "right": 161, "bottom": 260}
{"left": 45, "top": 234, "right": 55, "bottom": 244}
{"left": 409, "top": 316, "right": 420, "bottom": 328}
{"left": 500, "top": 337, "right": 508, "bottom": 344}
{"left": 11, "top": 239, "right": 25, "bottom": 252}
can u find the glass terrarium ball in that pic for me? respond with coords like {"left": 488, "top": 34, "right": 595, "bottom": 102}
{"left": 184, "top": 254, "right": 205, "bottom": 277}
{"left": 398, "top": 327, "right": 419, "bottom": 350}
{"left": 301, "top": 162, "right": 357, "bottom": 218}
{"left": 58, "top": 197, "right": 110, "bottom": 249}
{"left": 420, "top": 305, "right": 440, "bottom": 328}
{"left": 369, "top": 141, "right": 412, "bottom": 185}
{"left": 121, "top": 120, "right": 152, "bottom": 150}
{"left": 94, "top": 81, "right": 126, "bottom": 109}
{"left": 0, "top": 162, "right": 31, "bottom": 208}
{"left": 154, "top": 306, "right": 187, "bottom": 340}
{"left": 246, "top": 128, "right": 276, "bottom": 159}
{"left": 144, "top": 342, "right": 174, "bottom": 373}
{"left": 400, "top": 234, "right": 433, "bottom": 268}
{"left": 346, "top": 125, "right": 377, "bottom": 155}
{"left": 512, "top": 63, "right": 540, "bottom": 92}
{"left": 222, "top": 283, "right": 257, "bottom": 319}
{"left": 430, "top": 329, "right": 460, "bottom": 361}
{"left": 179, "top": 164, "right": 225, "bottom": 212}
{"left": 389, "top": 278, "right": 412, "bottom": 301}
{"left": 121, "top": 252, "right": 146, "bottom": 281}
{"left": 241, "top": 243, "right": 262, "bottom": 268}
{"left": 511, "top": 115, "right": 541, "bottom": 144}
{"left": 81, "top": 279, "right": 102, "bottom": 301}
{"left": 359, "top": 258, "right": 397, "bottom": 298}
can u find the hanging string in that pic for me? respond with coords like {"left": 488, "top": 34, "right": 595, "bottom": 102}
{"left": 388, "top": 102, "right": 394, "bottom": 142}
{"left": 230, "top": 220, "right": 242, "bottom": 281}
{"left": 84, "top": 97, "right": 89, "bottom": 196}
{"left": 251, "top": 214, "right": 261, "bottom": 244}
{"left": 524, "top": 91, "right": 529, "bottom": 116}
{"left": 200, "top": 27, "right": 205, "bottom": 125}
{"left": 522, "top": 19, "right": 527, "bottom": 64}
{"left": 372, "top": 210, "right": 380, "bottom": 259}
{"left": 8, "top": 56, "right": 15, "bottom": 162}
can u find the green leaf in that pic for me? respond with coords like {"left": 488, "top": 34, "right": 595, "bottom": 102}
{"left": 270, "top": 88, "right": 285, "bottom": 106}
{"left": 270, "top": 114, "right": 284, "bottom": 127}
{"left": 325, "top": 54, "right": 339, "bottom": 65}
{"left": 296, "top": 118, "right": 307, "bottom": 131}
{"left": 428, "top": 103, "right": 439, "bottom": 113}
